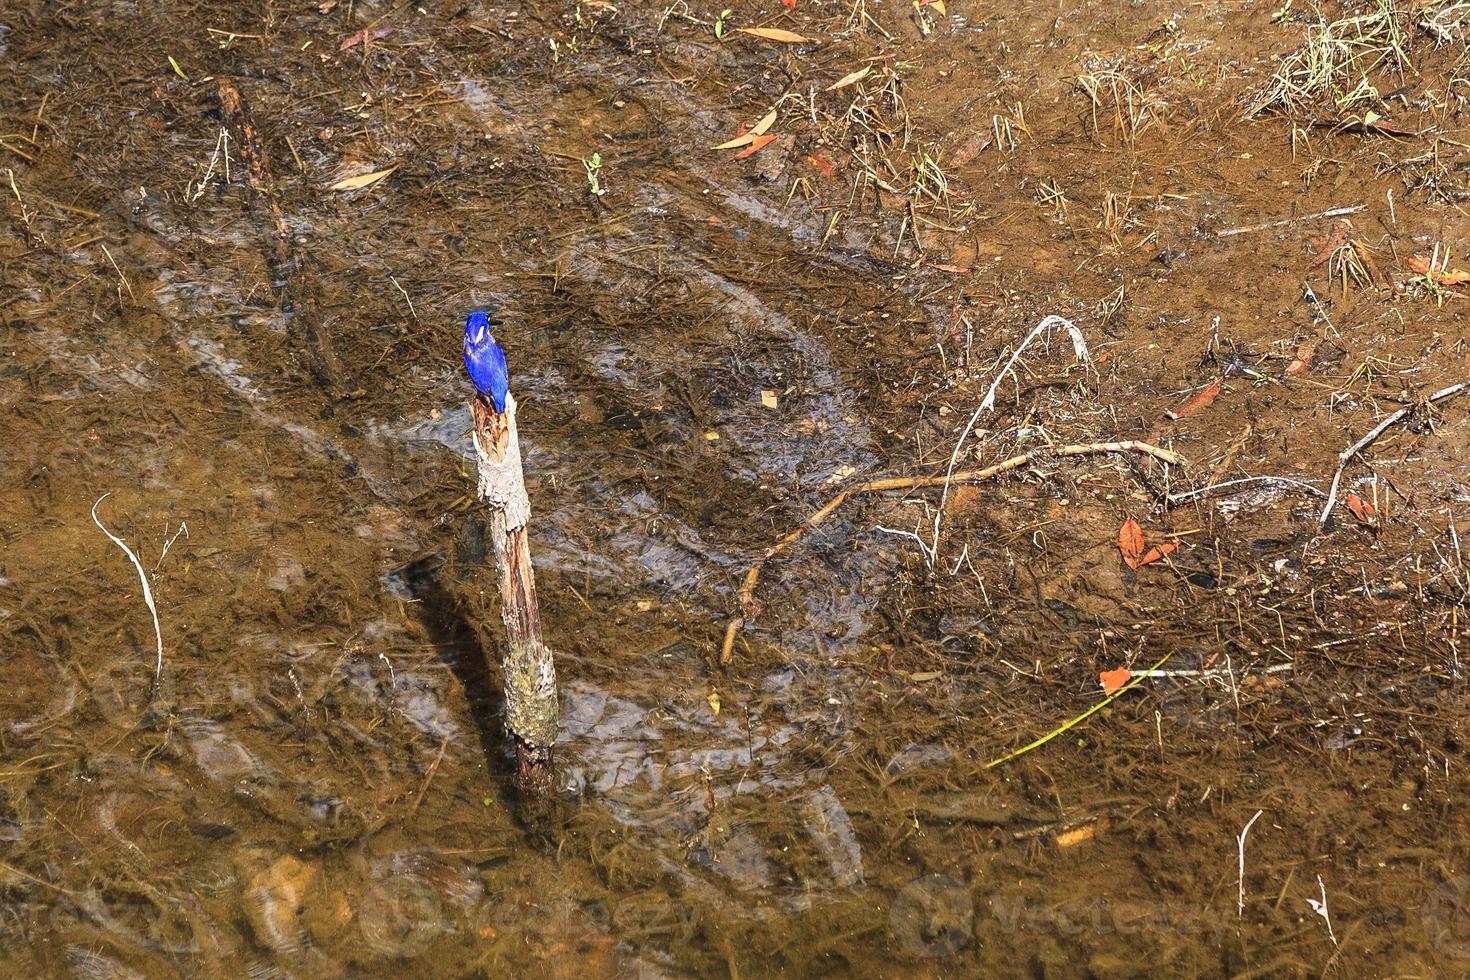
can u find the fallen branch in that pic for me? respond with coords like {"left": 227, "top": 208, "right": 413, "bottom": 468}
{"left": 1318, "top": 381, "right": 1468, "bottom": 527}
{"left": 91, "top": 494, "right": 164, "bottom": 687}
{"left": 214, "top": 79, "right": 350, "bottom": 392}
{"left": 720, "top": 439, "right": 1183, "bottom": 664}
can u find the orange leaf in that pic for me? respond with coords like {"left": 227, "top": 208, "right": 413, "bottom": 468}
{"left": 781, "top": 0, "right": 796, "bottom": 8}
{"left": 1118, "top": 518, "right": 1145, "bottom": 570}
{"left": 1135, "top": 541, "right": 1179, "bottom": 568}
{"left": 733, "top": 134, "right": 778, "bottom": 159}
{"left": 1169, "top": 377, "right": 1222, "bottom": 419}
{"left": 737, "top": 27, "right": 816, "bottom": 42}
{"left": 806, "top": 154, "right": 835, "bottom": 178}
{"left": 1407, "top": 255, "right": 1470, "bottom": 284}
{"left": 1099, "top": 667, "right": 1131, "bottom": 696}
{"left": 1345, "top": 493, "right": 1375, "bottom": 522}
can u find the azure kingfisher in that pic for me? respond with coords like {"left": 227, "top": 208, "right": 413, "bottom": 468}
{"left": 463, "top": 310, "right": 509, "bottom": 413}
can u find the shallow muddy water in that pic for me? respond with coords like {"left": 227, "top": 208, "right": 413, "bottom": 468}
{"left": 3, "top": 0, "right": 1470, "bottom": 976}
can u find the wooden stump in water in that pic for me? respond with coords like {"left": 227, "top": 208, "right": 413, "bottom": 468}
{"left": 469, "top": 391, "right": 558, "bottom": 799}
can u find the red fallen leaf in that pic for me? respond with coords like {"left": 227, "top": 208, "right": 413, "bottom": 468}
{"left": 806, "top": 154, "right": 836, "bottom": 178}
{"left": 1099, "top": 667, "right": 1131, "bottom": 696}
{"left": 1118, "top": 518, "right": 1146, "bottom": 570}
{"left": 1097, "top": 351, "right": 1113, "bottom": 366}
{"left": 1135, "top": 541, "right": 1179, "bottom": 568}
{"left": 1285, "top": 358, "right": 1307, "bottom": 375}
{"left": 1363, "top": 116, "right": 1418, "bottom": 136}
{"left": 340, "top": 25, "right": 393, "bottom": 50}
{"left": 1345, "top": 493, "right": 1375, "bottom": 522}
{"left": 733, "top": 134, "right": 778, "bottom": 159}
{"left": 1168, "top": 377, "right": 1223, "bottom": 419}
{"left": 1407, "top": 255, "right": 1470, "bottom": 285}
{"left": 780, "top": 0, "right": 796, "bottom": 8}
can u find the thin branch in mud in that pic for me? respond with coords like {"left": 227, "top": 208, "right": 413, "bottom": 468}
{"left": 1215, "top": 205, "right": 1364, "bottom": 239}
{"left": 1168, "top": 475, "right": 1325, "bottom": 506}
{"left": 930, "top": 314, "right": 1092, "bottom": 560}
{"left": 1318, "top": 381, "right": 1468, "bottom": 527}
{"left": 91, "top": 493, "right": 164, "bottom": 685}
{"left": 213, "top": 78, "right": 351, "bottom": 393}
{"left": 720, "top": 439, "right": 1183, "bottom": 664}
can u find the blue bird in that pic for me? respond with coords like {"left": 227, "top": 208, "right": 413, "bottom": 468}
{"left": 463, "top": 310, "right": 509, "bottom": 412}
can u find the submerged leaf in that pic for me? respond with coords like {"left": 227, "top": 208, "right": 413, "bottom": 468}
{"left": 733, "top": 134, "right": 778, "bottom": 159}
{"left": 1346, "top": 493, "right": 1375, "bottom": 522}
{"left": 1169, "top": 377, "right": 1223, "bottom": 419}
{"left": 1135, "top": 541, "right": 1179, "bottom": 568}
{"left": 328, "top": 166, "right": 397, "bottom": 191}
{"left": 1118, "top": 518, "right": 1145, "bottom": 570}
{"left": 1407, "top": 255, "right": 1470, "bottom": 284}
{"left": 806, "top": 154, "right": 836, "bottom": 178}
{"left": 1099, "top": 667, "right": 1131, "bottom": 696}
{"left": 737, "top": 27, "right": 816, "bottom": 42}
{"left": 826, "top": 65, "right": 872, "bottom": 91}
{"left": 712, "top": 109, "right": 777, "bottom": 149}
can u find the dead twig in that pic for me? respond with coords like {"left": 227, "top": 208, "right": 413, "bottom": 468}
{"left": 408, "top": 734, "right": 451, "bottom": 816}
{"left": 1217, "top": 205, "right": 1364, "bottom": 239}
{"left": 720, "top": 440, "right": 1184, "bottom": 663}
{"left": 1318, "top": 381, "right": 1468, "bottom": 527}
{"left": 91, "top": 494, "right": 164, "bottom": 687}
{"left": 214, "top": 78, "right": 351, "bottom": 393}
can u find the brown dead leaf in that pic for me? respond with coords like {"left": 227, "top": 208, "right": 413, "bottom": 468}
{"left": 826, "top": 66, "right": 872, "bottom": 91}
{"left": 737, "top": 27, "right": 816, "bottom": 43}
{"left": 340, "top": 25, "right": 393, "bottom": 50}
{"left": 1168, "top": 377, "right": 1222, "bottom": 419}
{"left": 1118, "top": 518, "right": 1145, "bottom": 570}
{"left": 1099, "top": 667, "right": 1131, "bottom": 696}
{"left": 327, "top": 166, "right": 397, "bottom": 191}
{"left": 712, "top": 109, "right": 776, "bottom": 150}
{"left": 1306, "top": 219, "right": 1351, "bottom": 272}
{"left": 948, "top": 131, "right": 993, "bottom": 167}
{"left": 733, "top": 134, "right": 778, "bottom": 159}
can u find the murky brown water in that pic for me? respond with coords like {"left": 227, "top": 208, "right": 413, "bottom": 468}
{"left": 3, "top": 1, "right": 1469, "bottom": 976}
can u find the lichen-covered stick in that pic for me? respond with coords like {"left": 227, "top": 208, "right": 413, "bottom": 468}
{"left": 464, "top": 311, "right": 558, "bottom": 798}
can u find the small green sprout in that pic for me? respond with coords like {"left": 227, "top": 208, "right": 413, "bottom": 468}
{"left": 584, "top": 153, "right": 607, "bottom": 196}
{"left": 714, "top": 9, "right": 733, "bottom": 38}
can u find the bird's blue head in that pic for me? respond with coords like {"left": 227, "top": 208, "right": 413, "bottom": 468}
{"left": 463, "top": 310, "right": 509, "bottom": 413}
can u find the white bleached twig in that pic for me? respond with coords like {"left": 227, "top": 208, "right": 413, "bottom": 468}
{"left": 91, "top": 494, "right": 164, "bottom": 684}
{"left": 1306, "top": 874, "right": 1337, "bottom": 946}
{"left": 930, "top": 315, "right": 1092, "bottom": 562}
{"left": 1237, "top": 809, "right": 1264, "bottom": 917}
{"left": 1318, "top": 381, "right": 1469, "bottom": 527}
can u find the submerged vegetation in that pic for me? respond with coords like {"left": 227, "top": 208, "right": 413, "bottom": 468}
{"left": 1, "top": 0, "right": 1468, "bottom": 974}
